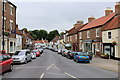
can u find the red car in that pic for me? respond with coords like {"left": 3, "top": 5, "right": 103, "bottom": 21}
{"left": 33, "top": 49, "right": 40, "bottom": 57}
{"left": 0, "top": 53, "right": 13, "bottom": 73}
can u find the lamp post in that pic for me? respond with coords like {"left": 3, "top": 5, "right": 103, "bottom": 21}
{"left": 2, "top": 0, "right": 5, "bottom": 51}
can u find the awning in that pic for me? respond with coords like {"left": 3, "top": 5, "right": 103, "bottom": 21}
{"left": 65, "top": 44, "right": 72, "bottom": 48}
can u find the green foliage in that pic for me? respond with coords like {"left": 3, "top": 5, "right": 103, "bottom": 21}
{"left": 28, "top": 29, "right": 60, "bottom": 42}
{"left": 4, "top": 32, "right": 9, "bottom": 36}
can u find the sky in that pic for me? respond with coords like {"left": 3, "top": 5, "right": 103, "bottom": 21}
{"left": 9, "top": 0, "right": 119, "bottom": 33}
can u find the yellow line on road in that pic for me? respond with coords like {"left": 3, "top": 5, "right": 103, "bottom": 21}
{"left": 92, "top": 64, "right": 119, "bottom": 72}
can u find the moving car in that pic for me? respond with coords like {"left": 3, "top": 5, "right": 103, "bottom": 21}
{"left": 12, "top": 50, "right": 32, "bottom": 64}
{"left": 33, "top": 49, "right": 40, "bottom": 57}
{"left": 74, "top": 52, "right": 91, "bottom": 63}
{"left": 0, "top": 53, "right": 13, "bottom": 73}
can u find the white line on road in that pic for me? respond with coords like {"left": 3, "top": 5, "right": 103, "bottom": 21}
{"left": 54, "top": 65, "right": 60, "bottom": 70}
{"left": 46, "top": 64, "right": 54, "bottom": 70}
{"left": 40, "top": 73, "right": 44, "bottom": 80}
{"left": 64, "top": 72, "right": 80, "bottom": 80}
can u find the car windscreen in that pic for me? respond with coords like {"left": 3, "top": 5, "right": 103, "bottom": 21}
{"left": 78, "top": 52, "right": 88, "bottom": 56}
{"left": 14, "top": 51, "right": 25, "bottom": 55}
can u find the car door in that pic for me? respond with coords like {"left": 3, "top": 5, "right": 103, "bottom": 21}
{"left": 26, "top": 51, "right": 31, "bottom": 61}
{"left": 2, "top": 55, "right": 10, "bottom": 72}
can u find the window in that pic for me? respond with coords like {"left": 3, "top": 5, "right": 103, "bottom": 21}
{"left": 10, "top": 5, "right": 13, "bottom": 15}
{"left": 10, "top": 20, "right": 13, "bottom": 31}
{"left": 10, "top": 41, "right": 13, "bottom": 52}
{"left": 79, "top": 32, "right": 82, "bottom": 39}
{"left": 108, "top": 32, "right": 111, "bottom": 39}
{"left": 87, "top": 31, "right": 90, "bottom": 38}
{"left": 4, "top": 3, "right": 6, "bottom": 11}
{"left": 96, "top": 29, "right": 100, "bottom": 37}
{"left": 4, "top": 17, "right": 6, "bottom": 30}
{"left": 75, "top": 34, "right": 77, "bottom": 40}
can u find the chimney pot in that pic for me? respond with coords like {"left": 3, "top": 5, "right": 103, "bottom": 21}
{"left": 105, "top": 7, "right": 113, "bottom": 16}
{"left": 115, "top": 2, "right": 120, "bottom": 15}
{"left": 88, "top": 16, "right": 95, "bottom": 22}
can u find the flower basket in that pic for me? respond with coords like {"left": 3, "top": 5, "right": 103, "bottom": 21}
{"left": 100, "top": 53, "right": 109, "bottom": 59}
{"left": 112, "top": 41, "right": 117, "bottom": 45}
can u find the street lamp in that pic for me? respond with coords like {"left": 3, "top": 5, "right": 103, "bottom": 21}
{"left": 2, "top": 0, "right": 5, "bottom": 51}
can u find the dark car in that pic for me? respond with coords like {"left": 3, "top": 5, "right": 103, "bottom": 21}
{"left": 0, "top": 53, "right": 13, "bottom": 73}
{"left": 66, "top": 51, "right": 77, "bottom": 59}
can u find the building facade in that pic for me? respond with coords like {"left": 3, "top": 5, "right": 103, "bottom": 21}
{"left": 0, "top": 0, "right": 17, "bottom": 53}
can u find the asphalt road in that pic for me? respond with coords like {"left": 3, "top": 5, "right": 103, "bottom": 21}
{"left": 2, "top": 49, "right": 118, "bottom": 80}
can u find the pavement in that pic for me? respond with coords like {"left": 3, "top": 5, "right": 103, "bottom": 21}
{"left": 91, "top": 57, "right": 119, "bottom": 72}
{"left": 2, "top": 49, "right": 118, "bottom": 80}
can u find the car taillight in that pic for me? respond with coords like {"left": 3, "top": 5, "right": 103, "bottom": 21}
{"left": 78, "top": 56, "right": 81, "bottom": 59}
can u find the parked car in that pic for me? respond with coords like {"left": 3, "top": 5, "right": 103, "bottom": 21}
{"left": 0, "top": 53, "right": 13, "bottom": 73}
{"left": 74, "top": 52, "right": 91, "bottom": 63}
{"left": 58, "top": 49, "right": 62, "bottom": 54}
{"left": 61, "top": 49, "right": 67, "bottom": 56}
{"left": 31, "top": 51, "right": 36, "bottom": 59}
{"left": 64, "top": 50, "right": 71, "bottom": 57}
{"left": 39, "top": 48, "right": 44, "bottom": 54}
{"left": 33, "top": 49, "right": 40, "bottom": 57}
{"left": 66, "top": 51, "right": 77, "bottom": 59}
{"left": 12, "top": 50, "right": 32, "bottom": 64}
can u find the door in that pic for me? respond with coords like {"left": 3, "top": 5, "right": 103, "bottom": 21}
{"left": 110, "top": 46, "right": 115, "bottom": 59}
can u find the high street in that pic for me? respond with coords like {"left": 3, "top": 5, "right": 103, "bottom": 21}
{"left": 2, "top": 49, "right": 118, "bottom": 80}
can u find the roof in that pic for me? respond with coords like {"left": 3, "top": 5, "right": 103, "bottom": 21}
{"left": 16, "top": 30, "right": 23, "bottom": 35}
{"left": 34, "top": 40, "right": 48, "bottom": 43}
{"left": 68, "top": 23, "right": 88, "bottom": 35}
{"left": 67, "top": 27, "right": 75, "bottom": 35}
{"left": 103, "top": 15, "right": 120, "bottom": 31}
{"left": 79, "top": 13, "right": 117, "bottom": 31}
{"left": 52, "top": 36, "right": 59, "bottom": 42}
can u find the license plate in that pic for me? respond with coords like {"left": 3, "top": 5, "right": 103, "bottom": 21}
{"left": 82, "top": 57, "right": 86, "bottom": 59}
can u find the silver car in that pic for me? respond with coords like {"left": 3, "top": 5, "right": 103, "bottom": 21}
{"left": 12, "top": 50, "right": 32, "bottom": 64}
{"left": 31, "top": 51, "right": 36, "bottom": 59}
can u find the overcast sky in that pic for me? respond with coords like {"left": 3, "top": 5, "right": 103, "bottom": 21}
{"left": 9, "top": 0, "right": 119, "bottom": 33}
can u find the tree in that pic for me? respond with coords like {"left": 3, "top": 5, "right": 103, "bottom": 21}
{"left": 47, "top": 30, "right": 60, "bottom": 42}
{"left": 60, "top": 32, "right": 64, "bottom": 36}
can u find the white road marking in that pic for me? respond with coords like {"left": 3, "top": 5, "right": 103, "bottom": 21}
{"left": 46, "top": 64, "right": 54, "bottom": 70}
{"left": 54, "top": 65, "right": 60, "bottom": 70}
{"left": 64, "top": 72, "right": 79, "bottom": 80}
{"left": 40, "top": 73, "right": 44, "bottom": 80}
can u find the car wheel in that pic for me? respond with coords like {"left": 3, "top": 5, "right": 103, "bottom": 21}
{"left": 75, "top": 59, "right": 79, "bottom": 63}
{"left": 87, "top": 61, "right": 90, "bottom": 63}
{"left": 24, "top": 59, "right": 27, "bottom": 64}
{"left": 9, "top": 64, "right": 13, "bottom": 72}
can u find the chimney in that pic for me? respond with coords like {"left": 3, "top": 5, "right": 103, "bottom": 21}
{"left": 115, "top": 2, "right": 120, "bottom": 15}
{"left": 88, "top": 16, "right": 95, "bottom": 22}
{"left": 74, "top": 20, "right": 84, "bottom": 28}
{"left": 105, "top": 7, "right": 113, "bottom": 16}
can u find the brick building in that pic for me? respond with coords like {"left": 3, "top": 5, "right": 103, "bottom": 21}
{"left": 0, "top": 0, "right": 17, "bottom": 53}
